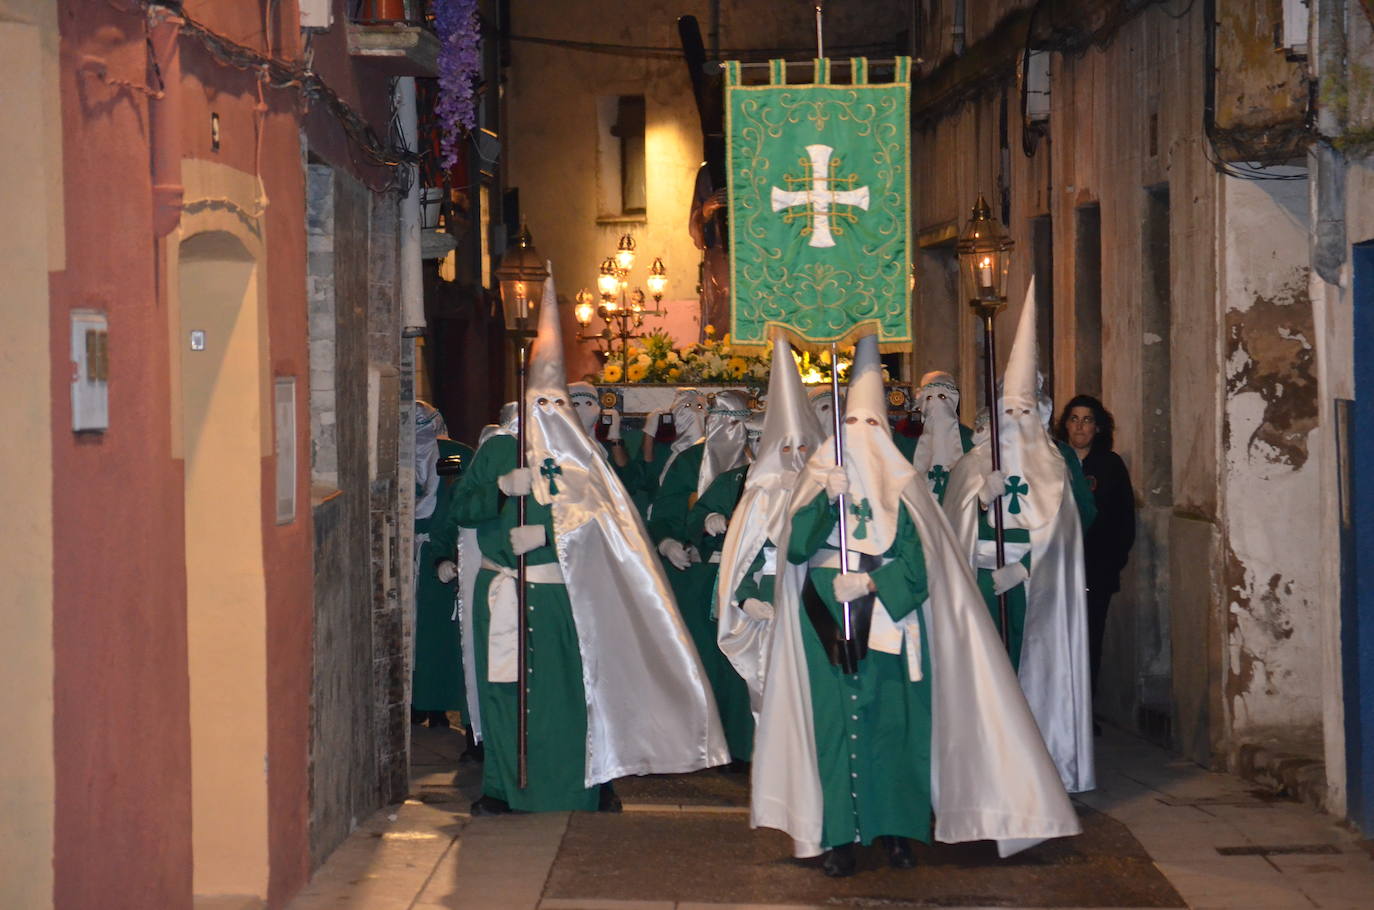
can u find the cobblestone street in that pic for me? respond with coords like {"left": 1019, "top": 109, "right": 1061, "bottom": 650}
{"left": 287, "top": 726, "right": 1374, "bottom": 910}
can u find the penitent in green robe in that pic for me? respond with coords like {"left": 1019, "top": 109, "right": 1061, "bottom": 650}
{"left": 413, "top": 438, "right": 473, "bottom": 713}
{"left": 788, "top": 492, "right": 933, "bottom": 850}
{"left": 597, "top": 427, "right": 651, "bottom": 516}
{"left": 437, "top": 433, "right": 600, "bottom": 812}
{"left": 649, "top": 447, "right": 754, "bottom": 761}
{"left": 977, "top": 439, "right": 1097, "bottom": 668}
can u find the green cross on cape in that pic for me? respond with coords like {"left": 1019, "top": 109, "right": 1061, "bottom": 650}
{"left": 540, "top": 458, "right": 562, "bottom": 496}
{"left": 928, "top": 465, "right": 949, "bottom": 498}
{"left": 1004, "top": 475, "right": 1029, "bottom": 514}
{"left": 849, "top": 497, "right": 873, "bottom": 540}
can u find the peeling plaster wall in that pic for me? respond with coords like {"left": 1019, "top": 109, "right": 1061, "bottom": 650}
{"left": 1219, "top": 173, "right": 1324, "bottom": 739}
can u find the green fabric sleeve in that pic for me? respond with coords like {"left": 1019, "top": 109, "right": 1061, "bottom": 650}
{"left": 647, "top": 445, "right": 703, "bottom": 543}
{"left": 868, "top": 510, "right": 928, "bottom": 621}
{"left": 451, "top": 434, "right": 515, "bottom": 530}
{"left": 687, "top": 464, "right": 747, "bottom": 545}
{"left": 959, "top": 424, "right": 974, "bottom": 451}
{"left": 733, "top": 546, "right": 768, "bottom": 603}
{"left": 787, "top": 491, "right": 836, "bottom": 564}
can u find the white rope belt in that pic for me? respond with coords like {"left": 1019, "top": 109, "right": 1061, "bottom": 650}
{"left": 479, "top": 558, "right": 563, "bottom": 683}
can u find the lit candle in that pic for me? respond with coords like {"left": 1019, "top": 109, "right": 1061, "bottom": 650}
{"left": 978, "top": 256, "right": 993, "bottom": 288}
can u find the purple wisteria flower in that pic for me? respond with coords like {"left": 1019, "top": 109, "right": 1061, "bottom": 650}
{"left": 433, "top": 0, "right": 480, "bottom": 171}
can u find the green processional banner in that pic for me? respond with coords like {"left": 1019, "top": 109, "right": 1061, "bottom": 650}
{"left": 725, "top": 57, "right": 912, "bottom": 352}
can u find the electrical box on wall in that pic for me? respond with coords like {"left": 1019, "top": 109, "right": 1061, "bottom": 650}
{"left": 71, "top": 310, "right": 109, "bottom": 432}
{"left": 300, "top": 0, "right": 332, "bottom": 30}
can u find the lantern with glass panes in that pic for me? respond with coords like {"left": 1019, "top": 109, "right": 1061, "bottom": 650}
{"left": 573, "top": 232, "right": 667, "bottom": 368}
{"left": 955, "top": 193, "right": 1016, "bottom": 647}
{"left": 491, "top": 222, "right": 549, "bottom": 792}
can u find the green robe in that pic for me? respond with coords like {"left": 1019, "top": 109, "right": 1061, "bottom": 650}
{"left": 441, "top": 434, "right": 600, "bottom": 812}
{"left": 977, "top": 439, "right": 1097, "bottom": 668}
{"left": 649, "top": 447, "right": 754, "bottom": 761}
{"left": 788, "top": 492, "right": 933, "bottom": 849}
{"left": 413, "top": 438, "right": 473, "bottom": 713}
{"left": 597, "top": 427, "right": 651, "bottom": 516}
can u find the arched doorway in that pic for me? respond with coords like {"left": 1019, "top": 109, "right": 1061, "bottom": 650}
{"left": 178, "top": 230, "right": 269, "bottom": 903}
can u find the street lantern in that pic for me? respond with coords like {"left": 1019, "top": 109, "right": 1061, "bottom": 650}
{"left": 574, "top": 288, "right": 597, "bottom": 327}
{"left": 597, "top": 257, "right": 620, "bottom": 300}
{"left": 615, "top": 232, "right": 637, "bottom": 272}
{"left": 646, "top": 256, "right": 668, "bottom": 303}
{"left": 955, "top": 194, "right": 1013, "bottom": 304}
{"left": 494, "top": 224, "right": 549, "bottom": 333}
{"left": 956, "top": 192, "right": 1016, "bottom": 648}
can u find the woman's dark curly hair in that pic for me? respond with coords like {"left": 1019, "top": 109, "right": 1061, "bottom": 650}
{"left": 1055, "top": 394, "right": 1114, "bottom": 453}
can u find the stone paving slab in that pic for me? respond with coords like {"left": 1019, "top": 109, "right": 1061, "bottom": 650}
{"left": 541, "top": 806, "right": 1183, "bottom": 908}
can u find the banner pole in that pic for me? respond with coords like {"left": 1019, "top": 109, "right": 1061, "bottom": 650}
{"left": 814, "top": 1, "right": 824, "bottom": 58}
{"left": 830, "top": 340, "right": 855, "bottom": 668}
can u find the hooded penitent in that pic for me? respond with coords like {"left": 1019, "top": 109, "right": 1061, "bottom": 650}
{"left": 912, "top": 371, "right": 963, "bottom": 497}
{"left": 797, "top": 336, "right": 917, "bottom": 557}
{"left": 477, "top": 401, "right": 520, "bottom": 448}
{"left": 697, "top": 389, "right": 753, "bottom": 497}
{"left": 716, "top": 336, "right": 824, "bottom": 707}
{"left": 941, "top": 278, "right": 1095, "bottom": 793}
{"left": 568, "top": 381, "right": 600, "bottom": 434}
{"left": 416, "top": 400, "right": 449, "bottom": 521}
{"left": 808, "top": 386, "right": 843, "bottom": 438}
{"left": 521, "top": 269, "right": 729, "bottom": 781}
{"left": 750, "top": 332, "right": 1081, "bottom": 858}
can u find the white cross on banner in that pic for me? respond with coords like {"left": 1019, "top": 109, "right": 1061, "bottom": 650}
{"left": 770, "top": 144, "right": 871, "bottom": 249}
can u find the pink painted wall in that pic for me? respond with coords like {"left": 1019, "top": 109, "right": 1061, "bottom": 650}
{"left": 50, "top": 2, "right": 395, "bottom": 905}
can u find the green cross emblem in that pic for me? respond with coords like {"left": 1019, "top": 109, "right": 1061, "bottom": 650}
{"left": 849, "top": 497, "right": 873, "bottom": 540}
{"left": 1004, "top": 475, "right": 1029, "bottom": 514}
{"left": 928, "top": 464, "right": 949, "bottom": 498}
{"left": 540, "top": 458, "right": 562, "bottom": 496}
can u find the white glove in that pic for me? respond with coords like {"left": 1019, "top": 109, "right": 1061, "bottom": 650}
{"left": 991, "top": 561, "right": 1029, "bottom": 595}
{"left": 643, "top": 409, "right": 663, "bottom": 438}
{"left": 435, "top": 560, "right": 458, "bottom": 583}
{"left": 686, "top": 544, "right": 703, "bottom": 564}
{"left": 978, "top": 469, "right": 1006, "bottom": 507}
{"left": 657, "top": 538, "right": 692, "bottom": 571}
{"left": 704, "top": 512, "right": 729, "bottom": 536}
{"left": 824, "top": 466, "right": 850, "bottom": 500}
{"left": 831, "top": 571, "right": 875, "bottom": 603}
{"left": 602, "top": 408, "right": 622, "bottom": 441}
{"left": 509, "top": 524, "right": 546, "bottom": 556}
{"left": 740, "top": 597, "right": 774, "bottom": 621}
{"left": 498, "top": 467, "right": 533, "bottom": 496}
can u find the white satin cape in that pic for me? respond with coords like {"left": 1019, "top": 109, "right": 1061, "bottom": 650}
{"left": 533, "top": 424, "right": 730, "bottom": 785}
{"left": 942, "top": 441, "right": 1096, "bottom": 793}
{"left": 751, "top": 471, "right": 1081, "bottom": 858}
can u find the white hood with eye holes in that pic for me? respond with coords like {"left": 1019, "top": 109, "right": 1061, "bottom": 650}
{"left": 912, "top": 371, "right": 964, "bottom": 490}
{"left": 567, "top": 381, "right": 600, "bottom": 434}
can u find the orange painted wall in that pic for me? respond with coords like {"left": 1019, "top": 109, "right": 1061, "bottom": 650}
{"left": 50, "top": 2, "right": 394, "bottom": 905}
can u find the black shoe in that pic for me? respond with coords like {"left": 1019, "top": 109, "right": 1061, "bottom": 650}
{"left": 469, "top": 794, "right": 511, "bottom": 816}
{"left": 459, "top": 728, "right": 484, "bottom": 763}
{"left": 720, "top": 759, "right": 751, "bottom": 775}
{"left": 881, "top": 835, "right": 916, "bottom": 869}
{"left": 598, "top": 782, "right": 622, "bottom": 813}
{"left": 822, "top": 843, "right": 857, "bottom": 878}
{"left": 410, "top": 707, "right": 427, "bottom": 725}
{"left": 428, "top": 710, "right": 451, "bottom": 729}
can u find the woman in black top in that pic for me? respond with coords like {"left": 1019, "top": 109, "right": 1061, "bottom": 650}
{"left": 1056, "top": 395, "right": 1135, "bottom": 698}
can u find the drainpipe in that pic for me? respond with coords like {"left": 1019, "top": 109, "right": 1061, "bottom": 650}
{"left": 953, "top": 0, "right": 966, "bottom": 56}
{"left": 1312, "top": 0, "right": 1347, "bottom": 285}
{"left": 148, "top": 4, "right": 184, "bottom": 238}
{"left": 397, "top": 77, "right": 426, "bottom": 335}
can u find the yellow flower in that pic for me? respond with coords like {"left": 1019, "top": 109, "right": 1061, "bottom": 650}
{"left": 726, "top": 356, "right": 748, "bottom": 378}
{"left": 820, "top": 349, "right": 832, "bottom": 365}
{"left": 667, "top": 367, "right": 682, "bottom": 380}
{"left": 627, "top": 362, "right": 648, "bottom": 382}
{"left": 704, "top": 324, "right": 716, "bottom": 336}
{"left": 602, "top": 363, "right": 624, "bottom": 383}
{"left": 653, "top": 358, "right": 667, "bottom": 370}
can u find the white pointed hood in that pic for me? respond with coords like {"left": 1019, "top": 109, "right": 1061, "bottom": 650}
{"left": 808, "top": 386, "right": 844, "bottom": 439}
{"left": 912, "top": 370, "right": 963, "bottom": 496}
{"left": 753, "top": 338, "right": 825, "bottom": 514}
{"left": 697, "top": 389, "right": 753, "bottom": 497}
{"left": 477, "top": 400, "right": 519, "bottom": 449}
{"left": 568, "top": 380, "right": 600, "bottom": 433}
{"left": 798, "top": 334, "right": 917, "bottom": 555}
{"left": 995, "top": 277, "right": 1063, "bottom": 532}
